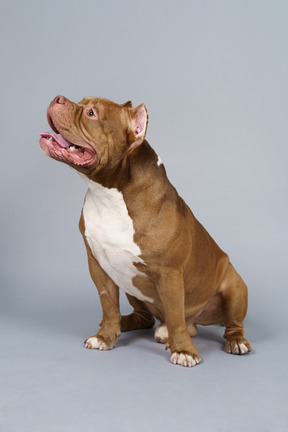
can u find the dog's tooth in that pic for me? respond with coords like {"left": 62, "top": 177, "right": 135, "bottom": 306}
{"left": 48, "top": 136, "right": 53, "bottom": 140}
{"left": 70, "top": 145, "right": 76, "bottom": 150}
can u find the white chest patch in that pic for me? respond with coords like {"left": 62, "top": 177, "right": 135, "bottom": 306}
{"left": 80, "top": 175, "right": 153, "bottom": 304}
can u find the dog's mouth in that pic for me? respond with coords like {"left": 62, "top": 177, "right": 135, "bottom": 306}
{"left": 39, "top": 132, "right": 96, "bottom": 167}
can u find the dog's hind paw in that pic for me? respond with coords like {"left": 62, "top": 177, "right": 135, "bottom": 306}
{"left": 225, "top": 338, "right": 252, "bottom": 355}
{"left": 154, "top": 323, "right": 168, "bottom": 344}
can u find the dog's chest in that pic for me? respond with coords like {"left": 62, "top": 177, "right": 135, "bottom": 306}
{"left": 81, "top": 177, "right": 153, "bottom": 303}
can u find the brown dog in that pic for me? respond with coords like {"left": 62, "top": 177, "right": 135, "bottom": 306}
{"left": 39, "top": 95, "right": 252, "bottom": 367}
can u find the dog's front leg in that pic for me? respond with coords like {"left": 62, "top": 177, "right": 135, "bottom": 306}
{"left": 81, "top": 246, "right": 120, "bottom": 351}
{"left": 156, "top": 269, "right": 201, "bottom": 367}
{"left": 84, "top": 243, "right": 121, "bottom": 350}
{"left": 79, "top": 213, "right": 121, "bottom": 350}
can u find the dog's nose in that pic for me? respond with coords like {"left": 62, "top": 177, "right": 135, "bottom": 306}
{"left": 52, "top": 95, "right": 67, "bottom": 105}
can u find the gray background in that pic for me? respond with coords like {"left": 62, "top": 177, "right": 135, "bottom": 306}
{"left": 1, "top": 0, "right": 287, "bottom": 431}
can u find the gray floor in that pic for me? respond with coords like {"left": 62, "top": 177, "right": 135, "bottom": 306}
{"left": 1, "top": 286, "right": 287, "bottom": 432}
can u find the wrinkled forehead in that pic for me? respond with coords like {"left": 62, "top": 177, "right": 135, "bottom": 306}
{"left": 78, "top": 97, "right": 119, "bottom": 109}
{"left": 77, "top": 97, "right": 125, "bottom": 124}
{"left": 78, "top": 97, "right": 98, "bottom": 106}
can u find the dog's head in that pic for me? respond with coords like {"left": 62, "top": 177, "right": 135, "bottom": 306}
{"left": 39, "top": 95, "right": 148, "bottom": 174}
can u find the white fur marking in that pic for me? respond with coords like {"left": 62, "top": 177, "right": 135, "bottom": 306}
{"left": 85, "top": 336, "right": 109, "bottom": 350}
{"left": 239, "top": 343, "right": 249, "bottom": 354}
{"left": 85, "top": 336, "right": 102, "bottom": 349}
{"left": 157, "top": 155, "right": 163, "bottom": 166}
{"left": 170, "top": 352, "right": 199, "bottom": 368}
{"left": 154, "top": 323, "right": 168, "bottom": 343}
{"left": 80, "top": 174, "right": 154, "bottom": 304}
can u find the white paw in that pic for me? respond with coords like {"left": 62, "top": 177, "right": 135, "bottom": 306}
{"left": 84, "top": 336, "right": 110, "bottom": 351}
{"left": 170, "top": 352, "right": 201, "bottom": 368}
{"left": 225, "top": 339, "right": 252, "bottom": 355}
{"left": 154, "top": 323, "right": 168, "bottom": 343}
{"left": 238, "top": 343, "right": 249, "bottom": 354}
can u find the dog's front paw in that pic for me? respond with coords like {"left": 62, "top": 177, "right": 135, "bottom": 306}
{"left": 170, "top": 351, "right": 201, "bottom": 368}
{"left": 84, "top": 334, "right": 118, "bottom": 351}
{"left": 225, "top": 338, "right": 252, "bottom": 355}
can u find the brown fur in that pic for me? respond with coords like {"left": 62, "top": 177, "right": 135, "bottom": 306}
{"left": 41, "top": 95, "right": 252, "bottom": 366}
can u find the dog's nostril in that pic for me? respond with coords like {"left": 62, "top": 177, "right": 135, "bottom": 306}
{"left": 54, "top": 95, "right": 67, "bottom": 105}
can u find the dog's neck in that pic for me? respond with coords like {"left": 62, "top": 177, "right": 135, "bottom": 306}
{"left": 78, "top": 140, "right": 165, "bottom": 192}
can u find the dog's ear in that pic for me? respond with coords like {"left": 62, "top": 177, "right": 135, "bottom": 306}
{"left": 127, "top": 104, "right": 148, "bottom": 153}
{"left": 121, "top": 100, "right": 133, "bottom": 108}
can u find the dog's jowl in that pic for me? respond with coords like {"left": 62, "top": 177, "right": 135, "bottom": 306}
{"left": 39, "top": 95, "right": 252, "bottom": 367}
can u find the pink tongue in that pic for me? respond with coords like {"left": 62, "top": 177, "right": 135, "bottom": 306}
{"left": 55, "top": 133, "right": 71, "bottom": 148}
{"left": 40, "top": 132, "right": 71, "bottom": 148}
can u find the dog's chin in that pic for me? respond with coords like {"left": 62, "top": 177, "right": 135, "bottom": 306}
{"left": 39, "top": 133, "right": 97, "bottom": 167}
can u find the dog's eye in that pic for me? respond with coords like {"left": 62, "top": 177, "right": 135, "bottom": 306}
{"left": 86, "top": 107, "right": 98, "bottom": 119}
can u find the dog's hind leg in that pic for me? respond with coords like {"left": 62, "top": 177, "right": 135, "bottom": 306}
{"left": 219, "top": 262, "right": 252, "bottom": 355}
{"left": 120, "top": 294, "right": 155, "bottom": 331}
{"left": 154, "top": 322, "right": 197, "bottom": 343}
